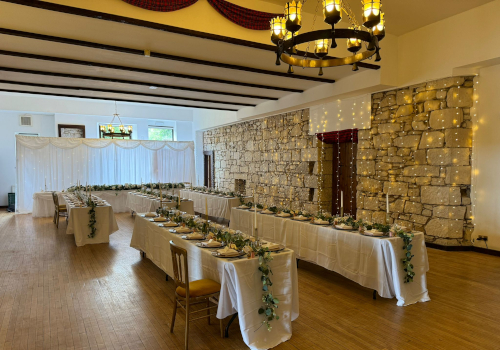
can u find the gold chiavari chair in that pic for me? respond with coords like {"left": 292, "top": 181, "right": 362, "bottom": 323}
{"left": 169, "top": 240, "right": 223, "bottom": 350}
{"left": 52, "top": 192, "right": 67, "bottom": 228}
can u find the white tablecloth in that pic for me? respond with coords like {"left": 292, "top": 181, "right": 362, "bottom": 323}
{"left": 125, "top": 192, "right": 194, "bottom": 214}
{"left": 230, "top": 208, "right": 430, "bottom": 307}
{"left": 130, "top": 215, "right": 299, "bottom": 350}
{"left": 33, "top": 190, "right": 133, "bottom": 217}
{"left": 179, "top": 190, "right": 252, "bottom": 220}
{"left": 62, "top": 195, "right": 119, "bottom": 247}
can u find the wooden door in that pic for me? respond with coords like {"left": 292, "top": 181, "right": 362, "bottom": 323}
{"left": 203, "top": 151, "right": 214, "bottom": 188}
{"left": 332, "top": 142, "right": 357, "bottom": 217}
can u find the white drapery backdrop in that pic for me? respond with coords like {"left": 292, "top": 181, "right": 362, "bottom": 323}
{"left": 16, "top": 136, "right": 195, "bottom": 213}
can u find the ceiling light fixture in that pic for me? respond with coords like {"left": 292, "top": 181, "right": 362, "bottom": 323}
{"left": 99, "top": 101, "right": 133, "bottom": 139}
{"left": 271, "top": 0, "right": 385, "bottom": 74}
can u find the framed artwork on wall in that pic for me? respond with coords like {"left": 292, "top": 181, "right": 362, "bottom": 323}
{"left": 58, "top": 124, "right": 86, "bottom": 138}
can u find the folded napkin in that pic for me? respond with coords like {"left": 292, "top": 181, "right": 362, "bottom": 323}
{"left": 201, "top": 239, "right": 222, "bottom": 247}
{"left": 153, "top": 217, "right": 167, "bottom": 222}
{"left": 336, "top": 223, "right": 352, "bottom": 229}
{"left": 293, "top": 215, "right": 308, "bottom": 221}
{"left": 217, "top": 246, "right": 239, "bottom": 256}
{"left": 183, "top": 232, "right": 204, "bottom": 240}
{"left": 314, "top": 219, "right": 330, "bottom": 225}
{"left": 261, "top": 209, "right": 274, "bottom": 214}
{"left": 175, "top": 227, "right": 192, "bottom": 233}
{"left": 262, "top": 242, "right": 280, "bottom": 250}
{"left": 145, "top": 212, "right": 157, "bottom": 217}
{"left": 238, "top": 205, "right": 250, "bottom": 209}
{"left": 163, "top": 222, "right": 178, "bottom": 227}
{"left": 250, "top": 207, "right": 262, "bottom": 211}
{"left": 365, "top": 230, "right": 383, "bottom": 236}
{"left": 277, "top": 212, "right": 291, "bottom": 217}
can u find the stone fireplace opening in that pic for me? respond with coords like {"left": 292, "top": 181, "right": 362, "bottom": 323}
{"left": 235, "top": 179, "right": 246, "bottom": 195}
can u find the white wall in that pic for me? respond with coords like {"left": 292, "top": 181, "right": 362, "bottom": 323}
{"left": 471, "top": 66, "right": 500, "bottom": 250}
{"left": 0, "top": 112, "right": 56, "bottom": 206}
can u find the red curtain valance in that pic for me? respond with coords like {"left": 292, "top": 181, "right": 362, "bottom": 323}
{"left": 122, "top": 0, "right": 198, "bottom": 12}
{"left": 316, "top": 129, "right": 358, "bottom": 144}
{"left": 121, "top": 0, "right": 279, "bottom": 30}
{"left": 207, "top": 0, "right": 281, "bottom": 30}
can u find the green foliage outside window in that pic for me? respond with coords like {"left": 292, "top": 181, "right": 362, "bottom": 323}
{"left": 148, "top": 127, "right": 174, "bottom": 141}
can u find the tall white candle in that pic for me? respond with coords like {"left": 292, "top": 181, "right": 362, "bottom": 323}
{"left": 254, "top": 190, "right": 257, "bottom": 227}
{"left": 386, "top": 193, "right": 389, "bottom": 213}
{"left": 340, "top": 191, "right": 343, "bottom": 208}
{"left": 205, "top": 197, "right": 208, "bottom": 220}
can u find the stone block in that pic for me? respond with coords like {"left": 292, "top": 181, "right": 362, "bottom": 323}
{"left": 421, "top": 186, "right": 461, "bottom": 205}
{"left": 301, "top": 148, "right": 318, "bottom": 161}
{"left": 380, "top": 95, "right": 396, "bottom": 108}
{"left": 357, "top": 160, "right": 376, "bottom": 176}
{"left": 404, "top": 201, "right": 423, "bottom": 214}
{"left": 382, "top": 156, "right": 404, "bottom": 163}
{"left": 357, "top": 210, "right": 373, "bottom": 222}
{"left": 394, "top": 135, "right": 421, "bottom": 148}
{"left": 414, "top": 150, "right": 427, "bottom": 165}
{"left": 403, "top": 165, "right": 440, "bottom": 177}
{"left": 445, "top": 166, "right": 471, "bottom": 185}
{"left": 358, "top": 140, "right": 372, "bottom": 149}
{"left": 390, "top": 199, "right": 405, "bottom": 213}
{"left": 445, "top": 129, "right": 472, "bottom": 148}
{"left": 383, "top": 182, "right": 408, "bottom": 196}
{"left": 379, "top": 123, "right": 401, "bottom": 134}
{"left": 357, "top": 178, "right": 383, "bottom": 193}
{"left": 419, "top": 131, "right": 444, "bottom": 149}
{"left": 427, "top": 148, "right": 469, "bottom": 166}
{"left": 358, "top": 129, "right": 372, "bottom": 139}
{"left": 431, "top": 178, "right": 445, "bottom": 186}
{"left": 426, "top": 77, "right": 465, "bottom": 90}
{"left": 412, "top": 121, "right": 427, "bottom": 130}
{"left": 374, "top": 111, "right": 390, "bottom": 121}
{"left": 397, "top": 89, "right": 412, "bottom": 105}
{"left": 424, "top": 100, "right": 441, "bottom": 112}
{"left": 357, "top": 149, "right": 378, "bottom": 160}
{"left": 414, "top": 91, "right": 436, "bottom": 103}
{"left": 374, "top": 134, "right": 393, "bottom": 148}
{"left": 364, "top": 197, "right": 379, "bottom": 210}
{"left": 425, "top": 218, "right": 464, "bottom": 238}
{"left": 396, "top": 105, "right": 414, "bottom": 117}
{"left": 429, "top": 108, "right": 464, "bottom": 129}
{"left": 372, "top": 211, "right": 388, "bottom": 224}
{"left": 447, "top": 87, "right": 473, "bottom": 108}
{"left": 436, "top": 90, "right": 447, "bottom": 99}
{"left": 433, "top": 205, "right": 466, "bottom": 219}
{"left": 410, "top": 214, "right": 429, "bottom": 225}
{"left": 376, "top": 162, "right": 392, "bottom": 171}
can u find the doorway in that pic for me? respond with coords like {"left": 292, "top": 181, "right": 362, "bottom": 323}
{"left": 332, "top": 142, "right": 357, "bottom": 217}
{"left": 203, "top": 151, "right": 214, "bottom": 188}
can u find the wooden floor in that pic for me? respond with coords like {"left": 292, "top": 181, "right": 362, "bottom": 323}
{"left": 0, "top": 212, "right": 499, "bottom": 350}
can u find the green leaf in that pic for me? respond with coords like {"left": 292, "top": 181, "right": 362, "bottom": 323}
{"left": 258, "top": 308, "right": 264, "bottom": 314}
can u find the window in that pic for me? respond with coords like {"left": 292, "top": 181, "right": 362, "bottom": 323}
{"left": 148, "top": 126, "right": 174, "bottom": 141}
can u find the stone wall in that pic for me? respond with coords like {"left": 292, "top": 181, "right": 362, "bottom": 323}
{"left": 203, "top": 109, "right": 333, "bottom": 212}
{"left": 357, "top": 76, "right": 474, "bottom": 246}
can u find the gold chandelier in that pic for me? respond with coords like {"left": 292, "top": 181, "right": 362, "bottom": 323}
{"left": 271, "top": 0, "right": 385, "bottom": 73}
{"left": 99, "top": 101, "right": 133, "bottom": 139}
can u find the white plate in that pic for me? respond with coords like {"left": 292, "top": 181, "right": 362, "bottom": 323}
{"left": 335, "top": 225, "right": 354, "bottom": 230}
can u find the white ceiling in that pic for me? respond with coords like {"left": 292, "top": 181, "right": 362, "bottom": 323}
{"left": 261, "top": 0, "right": 495, "bottom": 36}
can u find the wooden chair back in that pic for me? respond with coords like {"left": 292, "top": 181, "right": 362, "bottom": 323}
{"left": 52, "top": 192, "right": 59, "bottom": 208}
{"left": 170, "top": 240, "right": 189, "bottom": 297}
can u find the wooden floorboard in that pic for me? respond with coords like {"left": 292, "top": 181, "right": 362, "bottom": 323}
{"left": 0, "top": 211, "right": 499, "bottom": 350}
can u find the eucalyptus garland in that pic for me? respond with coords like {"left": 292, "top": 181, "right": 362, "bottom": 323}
{"left": 256, "top": 247, "right": 280, "bottom": 331}
{"left": 396, "top": 229, "right": 415, "bottom": 283}
{"left": 87, "top": 198, "right": 97, "bottom": 238}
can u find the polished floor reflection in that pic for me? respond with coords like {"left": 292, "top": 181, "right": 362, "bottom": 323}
{"left": 0, "top": 212, "right": 499, "bottom": 349}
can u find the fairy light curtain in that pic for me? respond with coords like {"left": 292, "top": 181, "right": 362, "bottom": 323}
{"left": 15, "top": 136, "right": 195, "bottom": 214}
{"left": 121, "top": 0, "right": 280, "bottom": 30}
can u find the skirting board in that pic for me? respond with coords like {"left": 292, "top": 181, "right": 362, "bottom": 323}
{"left": 426, "top": 242, "right": 500, "bottom": 257}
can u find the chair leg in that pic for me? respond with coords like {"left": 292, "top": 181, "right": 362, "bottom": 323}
{"left": 207, "top": 299, "right": 211, "bottom": 325}
{"left": 53, "top": 210, "right": 56, "bottom": 224}
{"left": 56, "top": 212, "right": 59, "bottom": 228}
{"left": 170, "top": 299, "right": 177, "bottom": 333}
{"left": 185, "top": 300, "right": 190, "bottom": 350}
{"left": 219, "top": 318, "right": 224, "bottom": 338}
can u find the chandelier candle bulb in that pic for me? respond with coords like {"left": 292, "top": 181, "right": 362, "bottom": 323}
{"left": 323, "top": 0, "right": 342, "bottom": 28}
{"left": 372, "top": 11, "right": 385, "bottom": 41}
{"left": 285, "top": 1, "right": 302, "bottom": 33}
{"left": 362, "top": 0, "right": 382, "bottom": 29}
{"left": 270, "top": 17, "right": 286, "bottom": 44}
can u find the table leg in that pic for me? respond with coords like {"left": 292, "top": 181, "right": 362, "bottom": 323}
{"left": 166, "top": 274, "right": 169, "bottom": 281}
{"left": 373, "top": 290, "right": 377, "bottom": 300}
{"left": 224, "top": 313, "right": 238, "bottom": 338}
{"left": 297, "top": 259, "right": 300, "bottom": 268}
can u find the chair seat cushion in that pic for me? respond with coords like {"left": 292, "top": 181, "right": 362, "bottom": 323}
{"left": 176, "top": 279, "right": 221, "bottom": 298}
{"left": 58, "top": 205, "right": 67, "bottom": 211}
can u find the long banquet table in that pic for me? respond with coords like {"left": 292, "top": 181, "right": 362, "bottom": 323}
{"left": 130, "top": 215, "right": 299, "bottom": 350}
{"left": 179, "top": 190, "right": 252, "bottom": 220}
{"left": 33, "top": 189, "right": 183, "bottom": 217}
{"left": 230, "top": 208, "right": 430, "bottom": 307}
{"left": 125, "top": 192, "right": 194, "bottom": 214}
{"left": 62, "top": 194, "right": 119, "bottom": 247}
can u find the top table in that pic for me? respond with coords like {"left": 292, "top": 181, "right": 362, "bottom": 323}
{"left": 62, "top": 194, "right": 119, "bottom": 247}
{"left": 230, "top": 208, "right": 430, "bottom": 307}
{"left": 125, "top": 192, "right": 194, "bottom": 214}
{"left": 179, "top": 190, "right": 252, "bottom": 221}
{"left": 130, "top": 214, "right": 299, "bottom": 350}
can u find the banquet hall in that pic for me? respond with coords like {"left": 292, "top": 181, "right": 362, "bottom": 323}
{"left": 1, "top": 0, "right": 500, "bottom": 349}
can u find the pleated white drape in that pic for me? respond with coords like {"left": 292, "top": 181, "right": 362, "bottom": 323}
{"left": 16, "top": 136, "right": 195, "bottom": 213}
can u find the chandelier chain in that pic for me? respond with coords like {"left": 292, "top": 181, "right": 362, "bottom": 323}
{"left": 302, "top": 0, "right": 321, "bottom": 65}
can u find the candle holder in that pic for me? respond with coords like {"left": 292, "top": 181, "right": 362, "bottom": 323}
{"left": 340, "top": 207, "right": 344, "bottom": 217}
{"left": 385, "top": 212, "right": 390, "bottom": 225}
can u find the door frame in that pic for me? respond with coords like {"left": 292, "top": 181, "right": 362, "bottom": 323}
{"left": 203, "top": 151, "right": 214, "bottom": 188}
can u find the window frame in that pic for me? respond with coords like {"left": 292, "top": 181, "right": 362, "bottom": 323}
{"left": 148, "top": 125, "right": 175, "bottom": 141}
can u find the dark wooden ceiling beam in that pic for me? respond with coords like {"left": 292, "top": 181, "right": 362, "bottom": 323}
{"left": 0, "top": 49, "right": 304, "bottom": 93}
{"left": 0, "top": 28, "right": 336, "bottom": 84}
{"left": 0, "top": 79, "right": 256, "bottom": 106}
{"left": 0, "top": 88, "right": 240, "bottom": 111}
{"left": 0, "top": 0, "right": 380, "bottom": 70}
{"left": 0, "top": 66, "right": 279, "bottom": 101}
